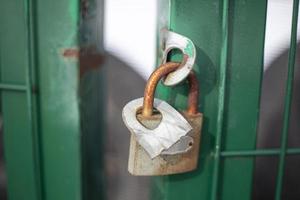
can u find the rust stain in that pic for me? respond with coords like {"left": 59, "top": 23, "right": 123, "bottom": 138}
{"left": 79, "top": 49, "right": 104, "bottom": 78}
{"left": 62, "top": 47, "right": 105, "bottom": 78}
{"left": 63, "top": 48, "right": 80, "bottom": 58}
{"left": 187, "top": 70, "right": 199, "bottom": 115}
{"left": 142, "top": 62, "right": 180, "bottom": 117}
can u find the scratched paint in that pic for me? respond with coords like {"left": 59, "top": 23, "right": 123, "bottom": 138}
{"left": 184, "top": 40, "right": 195, "bottom": 57}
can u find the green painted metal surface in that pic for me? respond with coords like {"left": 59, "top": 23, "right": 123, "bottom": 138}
{"left": 219, "top": 1, "right": 267, "bottom": 199}
{"left": 153, "top": 1, "right": 268, "bottom": 200}
{"left": 36, "top": 0, "right": 82, "bottom": 199}
{"left": 275, "top": 0, "right": 299, "bottom": 199}
{"left": 0, "top": 1, "right": 41, "bottom": 199}
{"left": 2, "top": 0, "right": 300, "bottom": 199}
{"left": 0, "top": 0, "right": 82, "bottom": 199}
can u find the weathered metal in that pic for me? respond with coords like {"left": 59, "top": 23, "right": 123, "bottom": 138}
{"left": 157, "top": 1, "right": 196, "bottom": 86}
{"left": 124, "top": 64, "right": 202, "bottom": 176}
{"left": 142, "top": 62, "right": 180, "bottom": 117}
{"left": 160, "top": 30, "right": 197, "bottom": 86}
{"left": 142, "top": 62, "right": 198, "bottom": 117}
{"left": 187, "top": 70, "right": 199, "bottom": 115}
{"left": 62, "top": 47, "right": 104, "bottom": 78}
{"left": 123, "top": 97, "right": 192, "bottom": 159}
{"left": 128, "top": 111, "right": 202, "bottom": 176}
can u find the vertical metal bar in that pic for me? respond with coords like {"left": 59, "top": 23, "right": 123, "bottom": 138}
{"left": 25, "top": 0, "right": 42, "bottom": 199}
{"left": 275, "top": 0, "right": 299, "bottom": 199}
{"left": 211, "top": 0, "right": 229, "bottom": 199}
{"left": 36, "top": 0, "right": 82, "bottom": 198}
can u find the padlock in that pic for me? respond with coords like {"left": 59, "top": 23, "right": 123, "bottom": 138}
{"left": 122, "top": 62, "right": 203, "bottom": 176}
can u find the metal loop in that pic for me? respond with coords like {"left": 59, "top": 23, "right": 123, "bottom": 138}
{"left": 160, "top": 29, "right": 196, "bottom": 86}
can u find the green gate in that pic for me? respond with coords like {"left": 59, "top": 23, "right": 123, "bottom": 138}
{"left": 153, "top": 0, "right": 300, "bottom": 200}
{"left": 0, "top": 0, "right": 299, "bottom": 200}
{"left": 0, "top": 0, "right": 104, "bottom": 199}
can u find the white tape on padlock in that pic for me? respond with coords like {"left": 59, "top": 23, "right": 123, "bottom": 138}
{"left": 122, "top": 98, "right": 192, "bottom": 159}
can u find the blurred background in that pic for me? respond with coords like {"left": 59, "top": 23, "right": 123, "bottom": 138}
{"left": 1, "top": 0, "right": 300, "bottom": 199}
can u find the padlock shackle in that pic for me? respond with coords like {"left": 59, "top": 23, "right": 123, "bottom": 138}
{"left": 187, "top": 70, "right": 199, "bottom": 115}
{"left": 142, "top": 62, "right": 199, "bottom": 117}
{"left": 142, "top": 62, "right": 179, "bottom": 117}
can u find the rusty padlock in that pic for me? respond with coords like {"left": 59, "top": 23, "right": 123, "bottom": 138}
{"left": 122, "top": 62, "right": 203, "bottom": 176}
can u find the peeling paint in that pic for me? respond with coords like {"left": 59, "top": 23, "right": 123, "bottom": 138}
{"left": 63, "top": 48, "right": 80, "bottom": 58}
{"left": 184, "top": 40, "right": 194, "bottom": 57}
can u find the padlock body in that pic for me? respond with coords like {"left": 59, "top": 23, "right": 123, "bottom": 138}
{"left": 128, "top": 112, "right": 203, "bottom": 176}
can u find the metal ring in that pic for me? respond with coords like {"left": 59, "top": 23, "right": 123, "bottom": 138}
{"left": 161, "top": 29, "right": 196, "bottom": 86}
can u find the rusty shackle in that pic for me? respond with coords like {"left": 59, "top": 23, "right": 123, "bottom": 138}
{"left": 142, "top": 62, "right": 199, "bottom": 117}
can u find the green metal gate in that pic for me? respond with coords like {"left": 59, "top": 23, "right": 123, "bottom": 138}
{"left": 0, "top": 0, "right": 105, "bottom": 199}
{"left": 1, "top": 0, "right": 84, "bottom": 200}
{"left": 153, "top": 0, "right": 300, "bottom": 200}
{"left": 0, "top": 0, "right": 300, "bottom": 200}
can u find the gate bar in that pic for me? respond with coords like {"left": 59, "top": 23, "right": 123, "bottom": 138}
{"left": 275, "top": 0, "right": 299, "bottom": 200}
{"left": 211, "top": 0, "right": 229, "bottom": 199}
{"left": 275, "top": 0, "right": 299, "bottom": 199}
{"left": 221, "top": 148, "right": 300, "bottom": 157}
{"left": 25, "top": 0, "right": 43, "bottom": 199}
{"left": 0, "top": 83, "right": 27, "bottom": 91}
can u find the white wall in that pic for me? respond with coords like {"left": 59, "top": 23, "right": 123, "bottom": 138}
{"left": 104, "top": 0, "right": 157, "bottom": 79}
{"left": 104, "top": 0, "right": 300, "bottom": 78}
